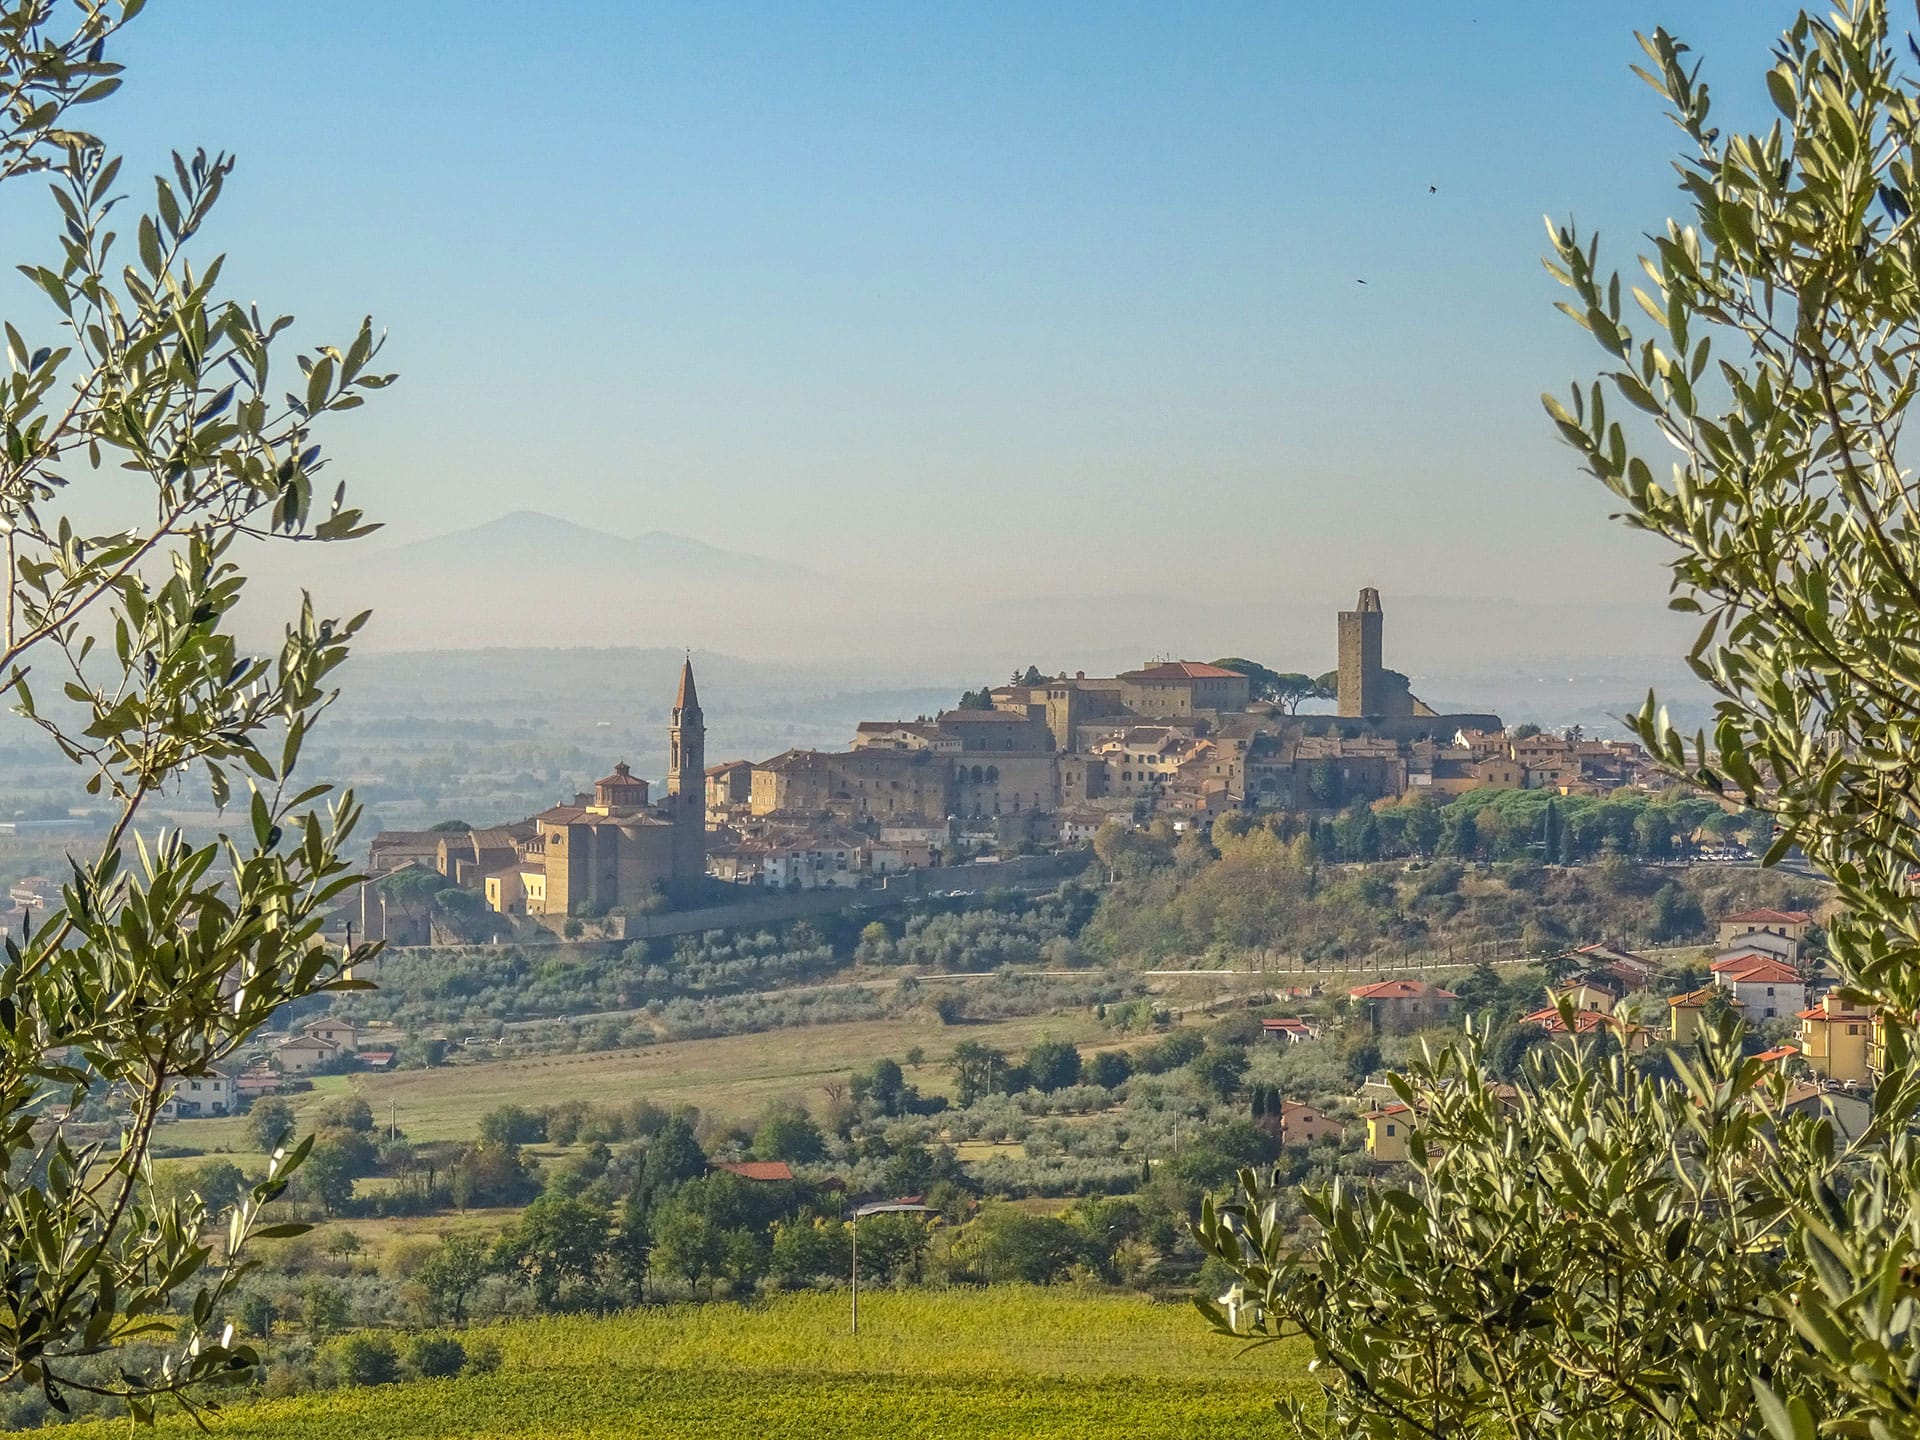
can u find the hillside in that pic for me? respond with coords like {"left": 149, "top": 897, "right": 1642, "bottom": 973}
{"left": 62, "top": 1291, "right": 1308, "bottom": 1439}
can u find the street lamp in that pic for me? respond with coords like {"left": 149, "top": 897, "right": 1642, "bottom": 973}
{"left": 850, "top": 1201, "right": 934, "bottom": 1335}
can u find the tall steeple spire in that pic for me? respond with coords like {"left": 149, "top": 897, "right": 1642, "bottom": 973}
{"left": 674, "top": 649, "right": 700, "bottom": 715}
{"left": 668, "top": 652, "right": 705, "bottom": 808}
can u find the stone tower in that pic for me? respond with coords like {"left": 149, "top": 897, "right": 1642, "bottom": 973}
{"left": 1337, "top": 587, "right": 1385, "bottom": 717}
{"left": 668, "top": 655, "right": 706, "bottom": 874}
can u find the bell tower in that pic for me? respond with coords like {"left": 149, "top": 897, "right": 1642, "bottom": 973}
{"left": 668, "top": 651, "right": 706, "bottom": 858}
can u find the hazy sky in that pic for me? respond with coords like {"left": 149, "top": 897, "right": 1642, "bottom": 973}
{"left": 25, "top": 2, "right": 1795, "bottom": 604}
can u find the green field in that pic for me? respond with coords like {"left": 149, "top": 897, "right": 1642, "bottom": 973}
{"left": 67, "top": 1290, "right": 1311, "bottom": 1438}
{"left": 158, "top": 1011, "right": 1124, "bottom": 1155}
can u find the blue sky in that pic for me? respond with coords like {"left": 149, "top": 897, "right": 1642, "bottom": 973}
{"left": 32, "top": 2, "right": 1796, "bottom": 606}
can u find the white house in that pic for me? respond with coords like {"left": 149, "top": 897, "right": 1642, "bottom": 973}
{"left": 160, "top": 1069, "right": 235, "bottom": 1119}
{"left": 763, "top": 835, "right": 864, "bottom": 889}
{"left": 1714, "top": 957, "right": 1806, "bottom": 1021}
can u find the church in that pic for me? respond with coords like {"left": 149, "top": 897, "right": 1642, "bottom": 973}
{"left": 481, "top": 657, "right": 707, "bottom": 917}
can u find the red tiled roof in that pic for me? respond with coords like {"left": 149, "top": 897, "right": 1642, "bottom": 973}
{"left": 1798, "top": 1000, "right": 1871, "bottom": 1022}
{"left": 1263, "top": 1017, "right": 1313, "bottom": 1033}
{"left": 1719, "top": 959, "right": 1800, "bottom": 984}
{"left": 1521, "top": 1006, "right": 1618, "bottom": 1034}
{"left": 1754, "top": 1045, "right": 1800, "bottom": 1063}
{"left": 1121, "top": 661, "right": 1246, "bottom": 681}
{"left": 595, "top": 762, "right": 641, "bottom": 787}
{"left": 1724, "top": 908, "right": 1812, "bottom": 925}
{"left": 1669, "top": 987, "right": 1744, "bottom": 1008}
{"left": 714, "top": 1160, "right": 796, "bottom": 1182}
{"left": 1350, "top": 979, "right": 1459, "bottom": 1001}
{"left": 1710, "top": 951, "right": 1775, "bottom": 972}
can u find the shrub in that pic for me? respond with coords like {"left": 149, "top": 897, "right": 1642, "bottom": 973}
{"left": 463, "top": 1336, "right": 504, "bottom": 1375}
{"left": 405, "top": 1333, "right": 467, "bottom": 1379}
{"left": 326, "top": 1332, "right": 401, "bottom": 1387}
{"left": 1085, "top": 1050, "right": 1133, "bottom": 1089}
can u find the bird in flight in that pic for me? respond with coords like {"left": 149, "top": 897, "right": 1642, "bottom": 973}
{"left": 1355, "top": 279, "right": 1368, "bottom": 285}
{"left": 1429, "top": 185, "right": 1438, "bottom": 193}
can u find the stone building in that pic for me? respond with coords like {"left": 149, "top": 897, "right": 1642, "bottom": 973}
{"left": 518, "top": 657, "right": 709, "bottom": 916}
{"left": 1116, "top": 661, "right": 1252, "bottom": 718}
{"left": 1337, "top": 587, "right": 1389, "bottom": 718}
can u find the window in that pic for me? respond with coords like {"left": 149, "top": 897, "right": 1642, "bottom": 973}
{"left": 1849, "top": 1024, "right": 1861, "bottom": 1036}
{"left": 1385, "top": 1124, "right": 1397, "bottom": 1137}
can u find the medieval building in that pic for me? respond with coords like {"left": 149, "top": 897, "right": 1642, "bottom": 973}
{"left": 475, "top": 657, "right": 709, "bottom": 918}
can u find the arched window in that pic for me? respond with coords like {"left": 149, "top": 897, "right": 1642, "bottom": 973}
{"left": 970, "top": 764, "right": 984, "bottom": 784}
{"left": 986, "top": 766, "right": 999, "bottom": 783}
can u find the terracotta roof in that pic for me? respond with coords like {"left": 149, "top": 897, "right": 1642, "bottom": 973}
{"left": 1754, "top": 1045, "right": 1800, "bottom": 1063}
{"left": 1120, "top": 661, "right": 1246, "bottom": 681}
{"left": 1719, "top": 959, "right": 1800, "bottom": 984}
{"left": 1350, "top": 979, "right": 1459, "bottom": 1001}
{"left": 713, "top": 1160, "right": 795, "bottom": 1182}
{"left": 937, "top": 709, "right": 1037, "bottom": 724}
{"left": 276, "top": 1033, "right": 338, "bottom": 1052}
{"left": 705, "top": 760, "right": 752, "bottom": 776}
{"left": 596, "top": 762, "right": 642, "bottom": 788}
{"left": 1364, "top": 1102, "right": 1413, "bottom": 1119}
{"left": 1669, "top": 986, "right": 1743, "bottom": 1008}
{"left": 1724, "top": 908, "right": 1812, "bottom": 925}
{"left": 1797, "top": 1000, "right": 1871, "bottom": 1022}
{"left": 1522, "top": 1005, "right": 1619, "bottom": 1034}
{"left": 1263, "top": 1017, "right": 1314, "bottom": 1033}
{"left": 1710, "top": 951, "right": 1776, "bottom": 972}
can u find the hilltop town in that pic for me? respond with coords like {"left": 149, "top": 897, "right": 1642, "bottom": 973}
{"left": 355, "top": 588, "right": 1668, "bottom": 941}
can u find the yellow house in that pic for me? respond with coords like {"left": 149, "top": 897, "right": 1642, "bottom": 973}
{"left": 484, "top": 867, "right": 525, "bottom": 916}
{"left": 1365, "top": 1102, "right": 1414, "bottom": 1163}
{"left": 1552, "top": 980, "right": 1621, "bottom": 1014}
{"left": 1796, "top": 991, "right": 1873, "bottom": 1084}
{"left": 1669, "top": 987, "right": 1744, "bottom": 1046}
{"left": 1716, "top": 908, "right": 1814, "bottom": 951}
{"left": 485, "top": 865, "right": 547, "bottom": 917}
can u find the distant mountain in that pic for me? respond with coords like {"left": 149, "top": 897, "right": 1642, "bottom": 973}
{"left": 248, "top": 510, "right": 855, "bottom": 652}
{"left": 241, "top": 510, "right": 1703, "bottom": 673}
{"left": 358, "top": 511, "right": 833, "bottom": 585}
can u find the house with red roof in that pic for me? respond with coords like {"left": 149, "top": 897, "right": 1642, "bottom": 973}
{"left": 1712, "top": 957, "right": 1805, "bottom": 1020}
{"left": 1669, "top": 986, "right": 1744, "bottom": 1045}
{"left": 1349, "top": 978, "right": 1459, "bottom": 1033}
{"left": 1364, "top": 1101, "right": 1416, "bottom": 1162}
{"left": 1520, "top": 1005, "right": 1651, "bottom": 1054}
{"left": 1276, "top": 1100, "right": 1345, "bottom": 1146}
{"left": 1797, "top": 990, "right": 1874, "bottom": 1083}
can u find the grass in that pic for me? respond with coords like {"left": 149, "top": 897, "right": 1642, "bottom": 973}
{"left": 158, "top": 1011, "right": 1120, "bottom": 1153}
{"left": 66, "top": 1289, "right": 1312, "bottom": 1439}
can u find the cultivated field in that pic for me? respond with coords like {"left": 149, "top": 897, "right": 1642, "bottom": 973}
{"left": 66, "top": 1289, "right": 1311, "bottom": 1439}
{"left": 159, "top": 1010, "right": 1123, "bottom": 1155}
